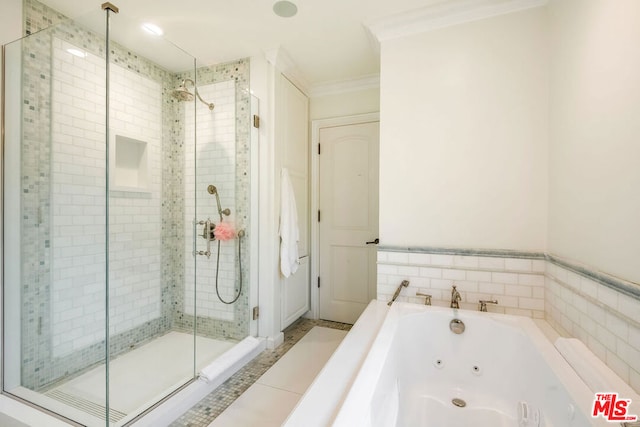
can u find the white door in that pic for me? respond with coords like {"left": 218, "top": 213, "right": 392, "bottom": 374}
{"left": 319, "top": 121, "right": 379, "bottom": 324}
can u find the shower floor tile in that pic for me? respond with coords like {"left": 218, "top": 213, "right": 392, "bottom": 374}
{"left": 49, "top": 331, "right": 235, "bottom": 416}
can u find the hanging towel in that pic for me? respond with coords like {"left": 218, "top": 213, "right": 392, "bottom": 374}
{"left": 279, "top": 168, "right": 300, "bottom": 278}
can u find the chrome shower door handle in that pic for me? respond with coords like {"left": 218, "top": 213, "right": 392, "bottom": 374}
{"left": 366, "top": 238, "right": 379, "bottom": 245}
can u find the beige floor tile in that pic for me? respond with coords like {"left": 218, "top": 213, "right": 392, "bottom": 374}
{"left": 0, "top": 413, "right": 30, "bottom": 427}
{"left": 257, "top": 327, "right": 347, "bottom": 394}
{"left": 207, "top": 383, "right": 301, "bottom": 427}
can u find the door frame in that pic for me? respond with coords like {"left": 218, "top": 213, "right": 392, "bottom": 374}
{"left": 309, "top": 112, "right": 380, "bottom": 320}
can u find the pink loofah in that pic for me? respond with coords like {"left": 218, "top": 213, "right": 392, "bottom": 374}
{"left": 213, "top": 221, "right": 236, "bottom": 241}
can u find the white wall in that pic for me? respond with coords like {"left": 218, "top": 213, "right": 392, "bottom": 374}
{"left": 379, "top": 8, "right": 548, "bottom": 252}
{"left": 547, "top": 0, "right": 640, "bottom": 284}
{"left": 310, "top": 88, "right": 379, "bottom": 121}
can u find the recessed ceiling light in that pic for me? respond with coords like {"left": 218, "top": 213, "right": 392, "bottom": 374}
{"left": 67, "top": 48, "right": 87, "bottom": 58}
{"left": 142, "top": 23, "right": 164, "bottom": 36}
{"left": 273, "top": 1, "right": 297, "bottom": 18}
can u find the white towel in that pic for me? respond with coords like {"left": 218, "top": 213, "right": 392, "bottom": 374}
{"left": 279, "top": 168, "right": 300, "bottom": 278}
{"left": 199, "top": 336, "right": 261, "bottom": 383}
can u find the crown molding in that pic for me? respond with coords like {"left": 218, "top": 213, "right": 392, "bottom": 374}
{"left": 264, "top": 46, "right": 310, "bottom": 95}
{"left": 309, "top": 74, "right": 380, "bottom": 98}
{"left": 367, "top": 0, "right": 548, "bottom": 42}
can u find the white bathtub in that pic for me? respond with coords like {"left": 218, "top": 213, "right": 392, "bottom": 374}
{"left": 333, "top": 302, "right": 611, "bottom": 427}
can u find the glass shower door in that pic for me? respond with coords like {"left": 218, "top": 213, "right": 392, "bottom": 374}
{"left": 104, "top": 9, "right": 199, "bottom": 425}
{"left": 2, "top": 10, "right": 111, "bottom": 425}
{"left": 1, "top": 4, "right": 201, "bottom": 425}
{"left": 185, "top": 66, "right": 253, "bottom": 362}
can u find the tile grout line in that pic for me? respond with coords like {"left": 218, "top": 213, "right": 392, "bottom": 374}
{"left": 252, "top": 382, "right": 303, "bottom": 396}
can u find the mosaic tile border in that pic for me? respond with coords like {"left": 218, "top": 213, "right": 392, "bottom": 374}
{"left": 378, "top": 244, "right": 545, "bottom": 260}
{"left": 547, "top": 254, "right": 640, "bottom": 300}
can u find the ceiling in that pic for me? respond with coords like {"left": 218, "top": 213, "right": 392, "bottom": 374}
{"left": 39, "top": 0, "right": 450, "bottom": 87}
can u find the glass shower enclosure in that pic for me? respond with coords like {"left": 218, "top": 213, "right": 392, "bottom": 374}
{"left": 2, "top": 1, "right": 253, "bottom": 425}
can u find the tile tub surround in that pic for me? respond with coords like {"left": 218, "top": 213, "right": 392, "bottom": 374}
{"left": 377, "top": 247, "right": 640, "bottom": 394}
{"left": 377, "top": 248, "right": 547, "bottom": 318}
{"left": 546, "top": 260, "right": 640, "bottom": 394}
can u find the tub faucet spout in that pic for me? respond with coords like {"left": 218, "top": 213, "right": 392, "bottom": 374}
{"left": 388, "top": 280, "right": 410, "bottom": 306}
{"left": 450, "top": 285, "right": 461, "bottom": 309}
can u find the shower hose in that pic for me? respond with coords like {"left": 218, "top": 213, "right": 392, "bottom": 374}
{"left": 214, "top": 234, "right": 243, "bottom": 304}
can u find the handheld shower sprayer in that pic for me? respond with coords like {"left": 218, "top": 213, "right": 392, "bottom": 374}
{"left": 197, "top": 184, "right": 244, "bottom": 306}
{"left": 207, "top": 185, "right": 231, "bottom": 221}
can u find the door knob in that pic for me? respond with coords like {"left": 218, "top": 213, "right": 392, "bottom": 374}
{"left": 365, "top": 238, "right": 379, "bottom": 245}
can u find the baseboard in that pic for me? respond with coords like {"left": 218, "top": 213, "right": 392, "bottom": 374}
{"left": 266, "top": 332, "right": 284, "bottom": 349}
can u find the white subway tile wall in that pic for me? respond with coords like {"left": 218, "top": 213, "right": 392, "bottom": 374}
{"left": 51, "top": 38, "right": 163, "bottom": 357}
{"left": 183, "top": 81, "right": 237, "bottom": 321}
{"left": 377, "top": 250, "right": 545, "bottom": 318}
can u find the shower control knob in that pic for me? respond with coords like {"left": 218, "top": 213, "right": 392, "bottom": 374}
{"left": 366, "top": 238, "right": 379, "bottom": 245}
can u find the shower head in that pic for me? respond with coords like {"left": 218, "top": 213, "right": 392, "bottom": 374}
{"left": 171, "top": 79, "right": 214, "bottom": 110}
{"left": 207, "top": 185, "right": 218, "bottom": 195}
{"left": 171, "top": 85, "right": 194, "bottom": 102}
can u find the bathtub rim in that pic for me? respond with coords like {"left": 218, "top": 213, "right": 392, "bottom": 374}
{"left": 283, "top": 300, "right": 389, "bottom": 427}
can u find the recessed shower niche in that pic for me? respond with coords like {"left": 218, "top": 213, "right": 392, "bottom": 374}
{"left": 111, "top": 133, "right": 150, "bottom": 192}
